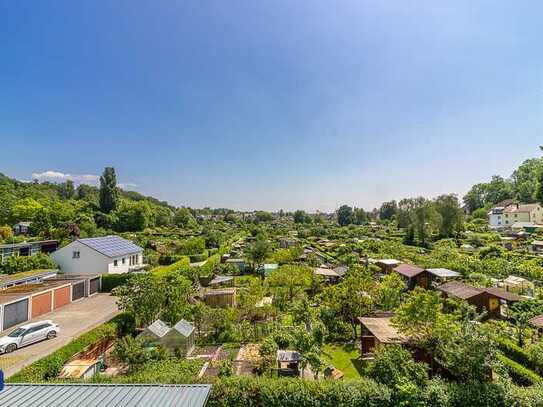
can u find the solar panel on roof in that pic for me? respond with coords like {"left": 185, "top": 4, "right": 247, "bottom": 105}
{"left": 78, "top": 236, "right": 143, "bottom": 258}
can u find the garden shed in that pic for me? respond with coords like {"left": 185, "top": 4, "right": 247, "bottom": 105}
{"left": 358, "top": 316, "right": 406, "bottom": 358}
{"left": 204, "top": 288, "right": 237, "bottom": 308}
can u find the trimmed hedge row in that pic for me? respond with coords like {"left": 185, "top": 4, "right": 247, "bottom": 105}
{"left": 496, "top": 337, "right": 543, "bottom": 374}
{"left": 207, "top": 376, "right": 543, "bottom": 407}
{"left": 101, "top": 273, "right": 132, "bottom": 292}
{"left": 8, "top": 313, "right": 133, "bottom": 383}
{"left": 189, "top": 252, "right": 209, "bottom": 263}
{"left": 152, "top": 256, "right": 191, "bottom": 277}
{"left": 498, "top": 354, "right": 543, "bottom": 386}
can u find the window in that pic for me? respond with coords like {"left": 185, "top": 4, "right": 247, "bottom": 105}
{"left": 72, "top": 251, "right": 80, "bottom": 259}
{"left": 114, "top": 260, "right": 118, "bottom": 267}
{"left": 122, "top": 258, "right": 125, "bottom": 265}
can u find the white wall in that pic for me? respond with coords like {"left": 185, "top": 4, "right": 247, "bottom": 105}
{"left": 51, "top": 241, "right": 142, "bottom": 275}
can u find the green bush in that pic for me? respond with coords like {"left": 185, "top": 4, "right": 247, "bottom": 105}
{"left": 207, "top": 377, "right": 392, "bottom": 407}
{"left": 495, "top": 337, "right": 543, "bottom": 373}
{"left": 8, "top": 314, "right": 132, "bottom": 383}
{"left": 152, "top": 256, "right": 191, "bottom": 277}
{"left": 101, "top": 273, "right": 132, "bottom": 292}
{"left": 498, "top": 354, "right": 542, "bottom": 386}
{"left": 189, "top": 252, "right": 209, "bottom": 263}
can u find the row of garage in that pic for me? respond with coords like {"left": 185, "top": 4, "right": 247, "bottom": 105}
{"left": 0, "top": 275, "right": 101, "bottom": 332}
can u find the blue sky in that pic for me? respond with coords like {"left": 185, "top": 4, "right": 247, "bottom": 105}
{"left": 1, "top": 1, "right": 542, "bottom": 211}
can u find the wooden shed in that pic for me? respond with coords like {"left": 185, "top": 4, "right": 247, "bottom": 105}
{"left": 358, "top": 316, "right": 406, "bottom": 358}
{"left": 392, "top": 264, "right": 425, "bottom": 290}
{"left": 204, "top": 288, "right": 237, "bottom": 308}
{"left": 437, "top": 281, "right": 522, "bottom": 318}
{"left": 375, "top": 259, "right": 401, "bottom": 274}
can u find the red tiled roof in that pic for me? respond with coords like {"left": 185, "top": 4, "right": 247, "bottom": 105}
{"left": 393, "top": 264, "right": 424, "bottom": 278}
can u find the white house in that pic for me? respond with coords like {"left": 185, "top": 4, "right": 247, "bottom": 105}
{"left": 51, "top": 235, "right": 144, "bottom": 275}
{"left": 488, "top": 202, "right": 543, "bottom": 229}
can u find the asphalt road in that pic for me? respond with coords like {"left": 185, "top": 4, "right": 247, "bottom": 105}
{"left": 0, "top": 293, "right": 119, "bottom": 378}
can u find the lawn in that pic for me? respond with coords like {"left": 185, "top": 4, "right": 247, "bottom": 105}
{"left": 322, "top": 343, "right": 366, "bottom": 379}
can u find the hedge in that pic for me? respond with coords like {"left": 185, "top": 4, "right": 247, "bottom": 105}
{"left": 206, "top": 376, "right": 543, "bottom": 407}
{"left": 207, "top": 377, "right": 392, "bottom": 407}
{"left": 497, "top": 354, "right": 543, "bottom": 387}
{"left": 101, "top": 273, "right": 132, "bottom": 292}
{"left": 495, "top": 337, "right": 543, "bottom": 374}
{"left": 189, "top": 252, "right": 209, "bottom": 263}
{"left": 152, "top": 256, "right": 191, "bottom": 277}
{"left": 8, "top": 313, "right": 133, "bottom": 383}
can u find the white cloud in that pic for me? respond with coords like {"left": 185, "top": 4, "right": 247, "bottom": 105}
{"left": 31, "top": 170, "right": 100, "bottom": 185}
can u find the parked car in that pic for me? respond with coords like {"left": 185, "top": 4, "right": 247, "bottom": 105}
{"left": 0, "top": 320, "right": 60, "bottom": 353}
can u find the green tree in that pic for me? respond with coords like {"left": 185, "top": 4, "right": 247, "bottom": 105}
{"left": 376, "top": 272, "right": 405, "bottom": 311}
{"left": 247, "top": 235, "right": 271, "bottom": 278}
{"left": 353, "top": 207, "right": 367, "bottom": 225}
{"left": 268, "top": 265, "right": 313, "bottom": 308}
{"left": 99, "top": 167, "right": 120, "bottom": 213}
{"left": 174, "top": 207, "right": 195, "bottom": 228}
{"left": 368, "top": 345, "right": 428, "bottom": 387}
{"left": 337, "top": 205, "right": 353, "bottom": 226}
{"left": 113, "top": 274, "right": 165, "bottom": 327}
{"left": 294, "top": 210, "right": 311, "bottom": 224}
{"left": 434, "top": 194, "right": 464, "bottom": 238}
{"left": 11, "top": 197, "right": 43, "bottom": 222}
{"left": 508, "top": 300, "right": 543, "bottom": 347}
{"left": 379, "top": 200, "right": 397, "bottom": 220}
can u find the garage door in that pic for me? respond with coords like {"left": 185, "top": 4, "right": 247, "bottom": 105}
{"left": 89, "top": 277, "right": 100, "bottom": 295}
{"left": 3, "top": 298, "right": 29, "bottom": 330}
{"left": 54, "top": 286, "right": 71, "bottom": 309}
{"left": 31, "top": 291, "right": 52, "bottom": 318}
{"left": 72, "top": 281, "right": 85, "bottom": 301}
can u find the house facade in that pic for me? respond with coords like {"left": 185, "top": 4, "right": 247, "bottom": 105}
{"left": 51, "top": 236, "right": 144, "bottom": 275}
{"left": 489, "top": 203, "right": 543, "bottom": 228}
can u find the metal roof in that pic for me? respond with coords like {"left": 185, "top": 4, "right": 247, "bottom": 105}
{"left": 209, "top": 275, "right": 233, "bottom": 285}
{"left": 277, "top": 350, "right": 301, "bottom": 362}
{"left": 78, "top": 236, "right": 143, "bottom": 258}
{"left": 0, "top": 384, "right": 211, "bottom": 407}
{"left": 173, "top": 319, "right": 195, "bottom": 337}
{"left": 426, "top": 268, "right": 460, "bottom": 278}
{"left": 146, "top": 319, "right": 171, "bottom": 338}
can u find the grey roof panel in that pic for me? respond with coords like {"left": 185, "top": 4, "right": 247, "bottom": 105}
{"left": 173, "top": 319, "right": 195, "bottom": 337}
{"left": 0, "top": 384, "right": 211, "bottom": 407}
{"left": 78, "top": 236, "right": 143, "bottom": 258}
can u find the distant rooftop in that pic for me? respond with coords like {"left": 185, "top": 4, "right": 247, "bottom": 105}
{"left": 78, "top": 236, "right": 143, "bottom": 258}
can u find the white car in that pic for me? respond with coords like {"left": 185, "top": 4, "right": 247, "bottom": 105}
{"left": 0, "top": 320, "right": 60, "bottom": 354}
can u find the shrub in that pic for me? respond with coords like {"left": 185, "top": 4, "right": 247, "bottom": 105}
{"left": 207, "top": 377, "right": 392, "bottom": 407}
{"left": 189, "top": 252, "right": 209, "bottom": 263}
{"left": 498, "top": 354, "right": 542, "bottom": 386}
{"left": 101, "top": 273, "right": 132, "bottom": 292}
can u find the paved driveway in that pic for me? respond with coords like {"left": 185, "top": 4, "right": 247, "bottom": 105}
{"left": 0, "top": 293, "right": 119, "bottom": 378}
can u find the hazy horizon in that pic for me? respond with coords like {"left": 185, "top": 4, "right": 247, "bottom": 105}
{"left": 2, "top": 1, "right": 542, "bottom": 212}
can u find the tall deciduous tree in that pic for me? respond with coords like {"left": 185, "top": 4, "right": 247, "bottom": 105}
{"left": 434, "top": 194, "right": 464, "bottom": 238}
{"left": 99, "top": 167, "right": 120, "bottom": 213}
{"left": 337, "top": 205, "right": 353, "bottom": 226}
